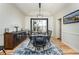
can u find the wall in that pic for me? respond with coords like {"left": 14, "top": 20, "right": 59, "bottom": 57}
{"left": 25, "top": 16, "right": 54, "bottom": 36}
{"left": 0, "top": 4, "right": 25, "bottom": 45}
{"left": 54, "top": 3, "right": 79, "bottom": 52}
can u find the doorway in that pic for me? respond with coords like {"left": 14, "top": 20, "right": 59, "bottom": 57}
{"left": 58, "top": 18, "right": 62, "bottom": 41}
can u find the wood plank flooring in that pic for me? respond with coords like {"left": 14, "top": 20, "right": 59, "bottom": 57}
{"left": 0, "top": 37, "right": 79, "bottom": 55}
{"left": 52, "top": 38, "right": 79, "bottom": 55}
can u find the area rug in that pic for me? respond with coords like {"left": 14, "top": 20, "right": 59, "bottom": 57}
{"left": 11, "top": 38, "right": 63, "bottom": 55}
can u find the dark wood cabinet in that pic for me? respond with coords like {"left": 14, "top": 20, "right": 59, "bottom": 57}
{"left": 4, "top": 31, "right": 27, "bottom": 50}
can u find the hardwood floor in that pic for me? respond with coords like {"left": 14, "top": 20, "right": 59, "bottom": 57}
{"left": 0, "top": 37, "right": 79, "bottom": 55}
{"left": 52, "top": 38, "right": 79, "bottom": 55}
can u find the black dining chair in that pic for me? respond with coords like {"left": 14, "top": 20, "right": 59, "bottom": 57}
{"left": 0, "top": 46, "right": 6, "bottom": 55}
{"left": 32, "top": 36, "right": 47, "bottom": 50}
{"left": 48, "top": 30, "right": 52, "bottom": 41}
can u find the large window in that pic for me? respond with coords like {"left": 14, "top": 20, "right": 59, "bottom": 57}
{"left": 30, "top": 18, "right": 48, "bottom": 33}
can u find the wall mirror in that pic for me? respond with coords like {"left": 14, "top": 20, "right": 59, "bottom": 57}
{"left": 30, "top": 18, "right": 48, "bottom": 34}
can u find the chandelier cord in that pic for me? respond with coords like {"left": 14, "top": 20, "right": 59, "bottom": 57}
{"left": 37, "top": 3, "right": 42, "bottom": 17}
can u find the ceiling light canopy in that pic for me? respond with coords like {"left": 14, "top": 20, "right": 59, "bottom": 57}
{"left": 39, "top": 3, "right": 41, "bottom": 8}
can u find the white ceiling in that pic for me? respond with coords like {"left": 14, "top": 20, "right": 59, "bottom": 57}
{"left": 14, "top": 3, "right": 70, "bottom": 16}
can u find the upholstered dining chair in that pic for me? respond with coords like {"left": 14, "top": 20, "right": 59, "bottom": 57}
{"left": 32, "top": 36, "right": 47, "bottom": 50}
{"left": 0, "top": 46, "right": 6, "bottom": 55}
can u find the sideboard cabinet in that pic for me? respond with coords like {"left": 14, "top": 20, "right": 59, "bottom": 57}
{"left": 4, "top": 31, "right": 27, "bottom": 50}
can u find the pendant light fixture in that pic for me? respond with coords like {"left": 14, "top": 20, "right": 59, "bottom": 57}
{"left": 37, "top": 3, "right": 43, "bottom": 17}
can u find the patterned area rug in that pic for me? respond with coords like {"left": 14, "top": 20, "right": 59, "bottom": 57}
{"left": 12, "top": 38, "right": 63, "bottom": 55}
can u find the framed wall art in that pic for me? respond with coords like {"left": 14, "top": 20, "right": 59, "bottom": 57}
{"left": 63, "top": 10, "right": 79, "bottom": 24}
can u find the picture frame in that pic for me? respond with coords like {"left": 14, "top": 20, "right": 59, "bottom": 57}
{"left": 30, "top": 18, "right": 48, "bottom": 34}
{"left": 63, "top": 10, "right": 79, "bottom": 24}
{"left": 5, "top": 28, "right": 9, "bottom": 32}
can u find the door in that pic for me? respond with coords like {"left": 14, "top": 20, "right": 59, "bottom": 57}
{"left": 58, "top": 18, "right": 62, "bottom": 41}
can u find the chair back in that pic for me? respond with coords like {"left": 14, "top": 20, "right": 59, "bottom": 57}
{"left": 32, "top": 36, "right": 47, "bottom": 47}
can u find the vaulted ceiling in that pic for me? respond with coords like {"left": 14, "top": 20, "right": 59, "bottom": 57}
{"left": 14, "top": 3, "right": 70, "bottom": 16}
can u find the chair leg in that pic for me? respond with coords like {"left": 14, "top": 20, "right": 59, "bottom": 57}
{"left": 43, "top": 46, "right": 44, "bottom": 50}
{"left": 2, "top": 49, "right": 6, "bottom": 55}
{"left": 35, "top": 47, "right": 37, "bottom": 51}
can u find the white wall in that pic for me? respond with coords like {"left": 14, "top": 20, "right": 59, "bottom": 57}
{"left": 25, "top": 16, "right": 54, "bottom": 36}
{"left": 0, "top": 4, "right": 25, "bottom": 45}
{"left": 54, "top": 3, "right": 79, "bottom": 52}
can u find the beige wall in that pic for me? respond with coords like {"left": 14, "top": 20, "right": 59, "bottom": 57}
{"left": 0, "top": 4, "right": 25, "bottom": 45}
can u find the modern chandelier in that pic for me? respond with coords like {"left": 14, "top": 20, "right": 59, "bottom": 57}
{"left": 37, "top": 3, "right": 43, "bottom": 17}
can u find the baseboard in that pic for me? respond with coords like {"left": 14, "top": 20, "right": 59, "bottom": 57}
{"left": 62, "top": 40, "right": 79, "bottom": 52}
{"left": 53, "top": 36, "right": 60, "bottom": 39}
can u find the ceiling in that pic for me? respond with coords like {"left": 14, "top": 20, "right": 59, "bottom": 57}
{"left": 14, "top": 3, "right": 70, "bottom": 16}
